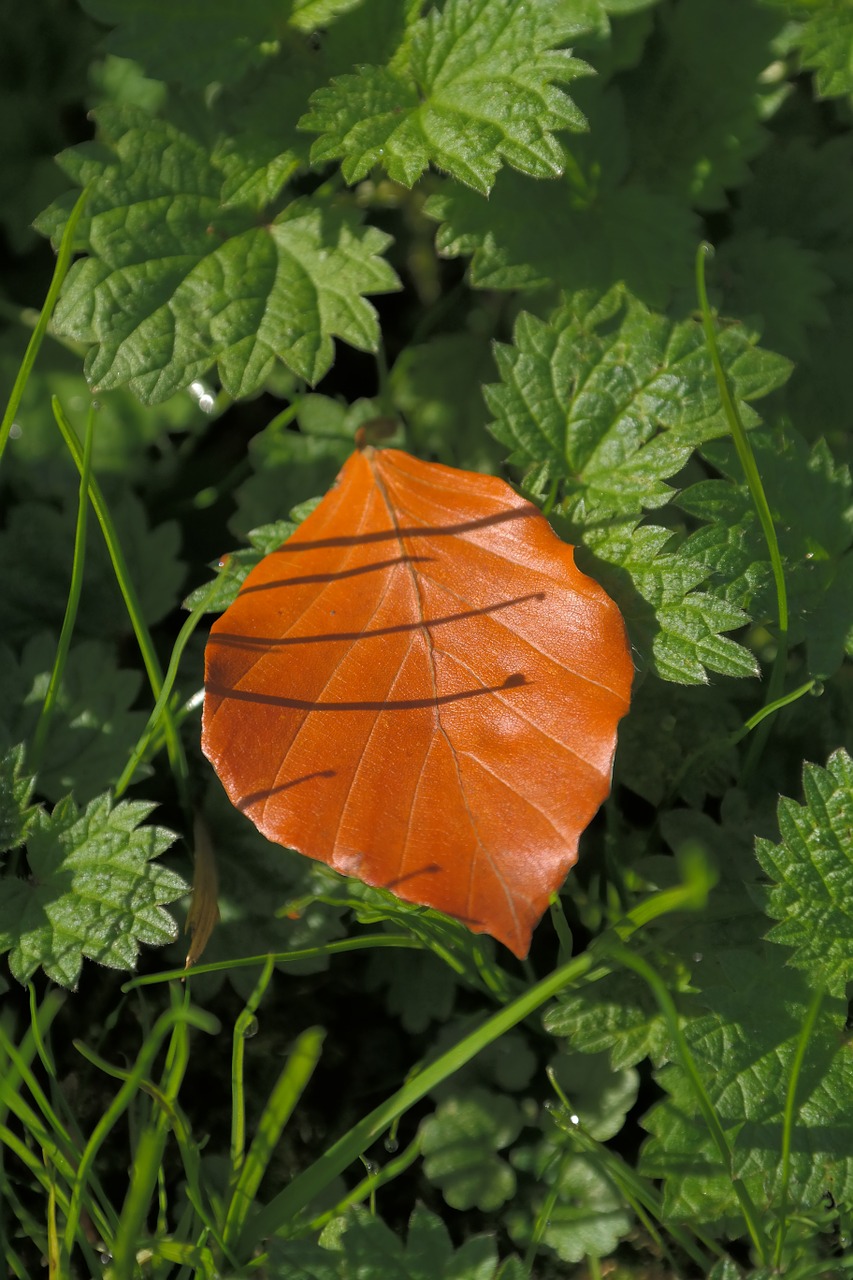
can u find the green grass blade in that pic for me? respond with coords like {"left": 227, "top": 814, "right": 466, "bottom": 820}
{"left": 695, "top": 243, "right": 789, "bottom": 772}
{"left": 230, "top": 956, "right": 276, "bottom": 1184}
{"left": 28, "top": 403, "right": 95, "bottom": 776}
{"left": 0, "top": 185, "right": 90, "bottom": 469}
{"left": 773, "top": 989, "right": 824, "bottom": 1268}
{"left": 225, "top": 1025, "right": 326, "bottom": 1253}
{"left": 49, "top": 396, "right": 191, "bottom": 815}
{"left": 122, "top": 934, "right": 425, "bottom": 988}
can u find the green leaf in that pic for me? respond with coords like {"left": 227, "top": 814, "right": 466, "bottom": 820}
{"left": 756, "top": 748, "right": 853, "bottom": 999}
{"left": 389, "top": 334, "right": 503, "bottom": 473}
{"left": 796, "top": 2, "right": 853, "bottom": 98}
{"left": 549, "top": 1048, "right": 639, "bottom": 1141}
{"left": 0, "top": 793, "right": 185, "bottom": 987}
{"left": 507, "top": 1145, "right": 631, "bottom": 1263}
{"left": 315, "top": 1205, "right": 501, "bottom": 1280}
{"left": 620, "top": 0, "right": 782, "bottom": 209}
{"left": 300, "top": 0, "right": 591, "bottom": 194}
{"left": 76, "top": 0, "right": 360, "bottom": 88}
{"left": 428, "top": 172, "right": 698, "bottom": 309}
{"left": 484, "top": 285, "right": 791, "bottom": 512}
{"left": 365, "top": 948, "right": 456, "bottom": 1034}
{"left": 678, "top": 429, "right": 853, "bottom": 677}
{"left": 183, "top": 518, "right": 302, "bottom": 614}
{"left": 0, "top": 745, "right": 38, "bottom": 855}
{"left": 0, "top": 490, "right": 184, "bottom": 646}
{"left": 0, "top": 637, "right": 148, "bottom": 804}
{"left": 420, "top": 1087, "right": 524, "bottom": 1211}
{"left": 40, "top": 107, "right": 399, "bottom": 404}
{"left": 640, "top": 950, "right": 853, "bottom": 1230}
{"left": 569, "top": 517, "right": 760, "bottom": 683}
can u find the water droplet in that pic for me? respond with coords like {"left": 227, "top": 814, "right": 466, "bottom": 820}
{"left": 242, "top": 1016, "right": 259, "bottom": 1038}
{"left": 91, "top": 398, "right": 101, "bottom": 411}
{"left": 99, "top": 1251, "right": 113, "bottom": 1265}
{"left": 810, "top": 680, "right": 824, "bottom": 698}
{"left": 9, "top": 422, "right": 21, "bottom": 439}
{"left": 364, "top": 1158, "right": 380, "bottom": 1176}
{"left": 693, "top": 952, "right": 703, "bottom": 963}
{"left": 569, "top": 1113, "right": 580, "bottom": 1126}
{"left": 384, "top": 1136, "right": 399, "bottom": 1154}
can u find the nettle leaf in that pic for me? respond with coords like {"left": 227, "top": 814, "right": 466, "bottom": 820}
{"left": 419, "top": 1087, "right": 524, "bottom": 1211}
{"left": 77, "top": 0, "right": 292, "bottom": 87}
{"left": 795, "top": 1, "right": 853, "bottom": 99}
{"left": 300, "top": 0, "right": 591, "bottom": 195}
{"left": 428, "top": 172, "right": 697, "bottom": 310}
{"left": 641, "top": 949, "right": 853, "bottom": 1230}
{"left": 485, "top": 286, "right": 789, "bottom": 683}
{"left": 575, "top": 518, "right": 760, "bottom": 683}
{"left": 0, "top": 794, "right": 186, "bottom": 987}
{"left": 485, "top": 286, "right": 791, "bottom": 512}
{"left": 0, "top": 490, "right": 184, "bottom": 646}
{"left": 39, "top": 107, "right": 399, "bottom": 404}
{"left": 756, "top": 749, "right": 853, "bottom": 999}
{"left": 313, "top": 1204, "right": 501, "bottom": 1280}
{"left": 621, "top": 0, "right": 781, "bottom": 209}
{"left": 0, "top": 746, "right": 38, "bottom": 854}
{"left": 678, "top": 430, "right": 853, "bottom": 678}
{"left": 0, "top": 637, "right": 148, "bottom": 804}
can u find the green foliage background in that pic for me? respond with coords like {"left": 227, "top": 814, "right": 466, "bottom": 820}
{"left": 2, "top": 0, "right": 853, "bottom": 1275}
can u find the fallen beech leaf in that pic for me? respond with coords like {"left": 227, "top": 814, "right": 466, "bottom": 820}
{"left": 202, "top": 447, "right": 632, "bottom": 957}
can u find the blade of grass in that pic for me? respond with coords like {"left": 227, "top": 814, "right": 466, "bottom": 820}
{"left": 113, "top": 574, "right": 224, "bottom": 797}
{"left": 230, "top": 957, "right": 276, "bottom": 1185}
{"left": 62, "top": 1003, "right": 218, "bottom": 1265}
{"left": 49, "top": 396, "right": 190, "bottom": 816}
{"left": 122, "top": 934, "right": 425, "bottom": 988}
{"left": 773, "top": 989, "right": 824, "bottom": 1268}
{"left": 0, "top": 185, "right": 90, "bottom": 469}
{"left": 28, "top": 402, "right": 95, "bottom": 777}
{"left": 695, "top": 243, "right": 789, "bottom": 775}
{"left": 224, "top": 1025, "right": 326, "bottom": 1253}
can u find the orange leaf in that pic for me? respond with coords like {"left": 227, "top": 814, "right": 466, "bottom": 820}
{"left": 202, "top": 447, "right": 633, "bottom": 958}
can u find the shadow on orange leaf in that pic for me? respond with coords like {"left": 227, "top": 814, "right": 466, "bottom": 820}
{"left": 202, "top": 446, "right": 633, "bottom": 958}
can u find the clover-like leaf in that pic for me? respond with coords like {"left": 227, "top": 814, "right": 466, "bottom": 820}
{"left": 312, "top": 1205, "right": 501, "bottom": 1280}
{"left": 39, "top": 107, "right": 400, "bottom": 404}
{"left": 0, "top": 793, "right": 186, "bottom": 987}
{"left": 420, "top": 1088, "right": 524, "bottom": 1211}
{"left": 301, "top": 0, "right": 591, "bottom": 194}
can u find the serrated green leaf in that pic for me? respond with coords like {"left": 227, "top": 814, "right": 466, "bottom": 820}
{"left": 0, "top": 637, "right": 148, "bottom": 804}
{"left": 77, "top": 0, "right": 321, "bottom": 88}
{"left": 756, "top": 748, "right": 853, "bottom": 998}
{"left": 40, "top": 107, "right": 399, "bottom": 404}
{"left": 640, "top": 950, "right": 853, "bottom": 1229}
{"left": 797, "top": 2, "right": 853, "bottom": 98}
{"left": 0, "top": 490, "right": 184, "bottom": 646}
{"left": 0, "top": 793, "right": 185, "bottom": 987}
{"left": 183, "top": 519, "right": 300, "bottom": 614}
{"left": 679, "top": 429, "right": 853, "bottom": 677}
{"left": 301, "top": 0, "right": 590, "bottom": 194}
{"left": 420, "top": 1087, "right": 523, "bottom": 1211}
{"left": 484, "top": 285, "right": 791, "bottom": 513}
{"left": 621, "top": 0, "right": 781, "bottom": 209}
{"left": 430, "top": 177, "right": 697, "bottom": 308}
{"left": 0, "top": 746, "right": 38, "bottom": 854}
